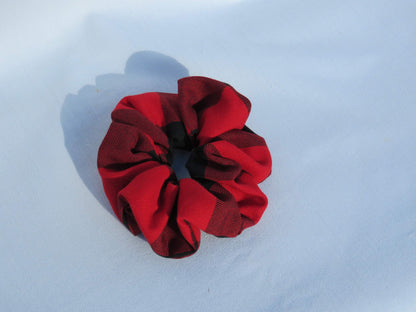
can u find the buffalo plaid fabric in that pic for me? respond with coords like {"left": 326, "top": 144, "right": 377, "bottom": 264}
{"left": 97, "top": 76, "right": 272, "bottom": 258}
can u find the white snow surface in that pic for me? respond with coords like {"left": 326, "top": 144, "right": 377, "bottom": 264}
{"left": 1, "top": 0, "right": 415, "bottom": 311}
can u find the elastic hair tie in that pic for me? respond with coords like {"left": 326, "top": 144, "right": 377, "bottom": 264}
{"left": 97, "top": 76, "right": 272, "bottom": 258}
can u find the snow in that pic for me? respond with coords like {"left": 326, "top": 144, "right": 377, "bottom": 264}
{"left": 1, "top": 0, "right": 415, "bottom": 311}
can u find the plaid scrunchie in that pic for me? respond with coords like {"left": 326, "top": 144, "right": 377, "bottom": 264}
{"left": 98, "top": 76, "right": 272, "bottom": 258}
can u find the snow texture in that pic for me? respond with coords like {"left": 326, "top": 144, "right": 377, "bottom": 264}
{"left": 1, "top": 0, "right": 415, "bottom": 311}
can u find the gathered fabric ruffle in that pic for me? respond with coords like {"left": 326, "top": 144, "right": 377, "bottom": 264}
{"left": 98, "top": 76, "right": 272, "bottom": 258}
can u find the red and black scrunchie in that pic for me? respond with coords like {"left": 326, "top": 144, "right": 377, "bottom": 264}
{"left": 97, "top": 76, "right": 272, "bottom": 258}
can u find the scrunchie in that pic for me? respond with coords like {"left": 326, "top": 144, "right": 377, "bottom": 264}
{"left": 97, "top": 76, "right": 272, "bottom": 258}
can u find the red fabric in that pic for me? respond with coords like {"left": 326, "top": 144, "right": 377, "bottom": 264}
{"left": 97, "top": 76, "right": 272, "bottom": 258}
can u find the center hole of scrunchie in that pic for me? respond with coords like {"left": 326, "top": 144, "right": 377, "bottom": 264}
{"left": 171, "top": 148, "right": 192, "bottom": 180}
